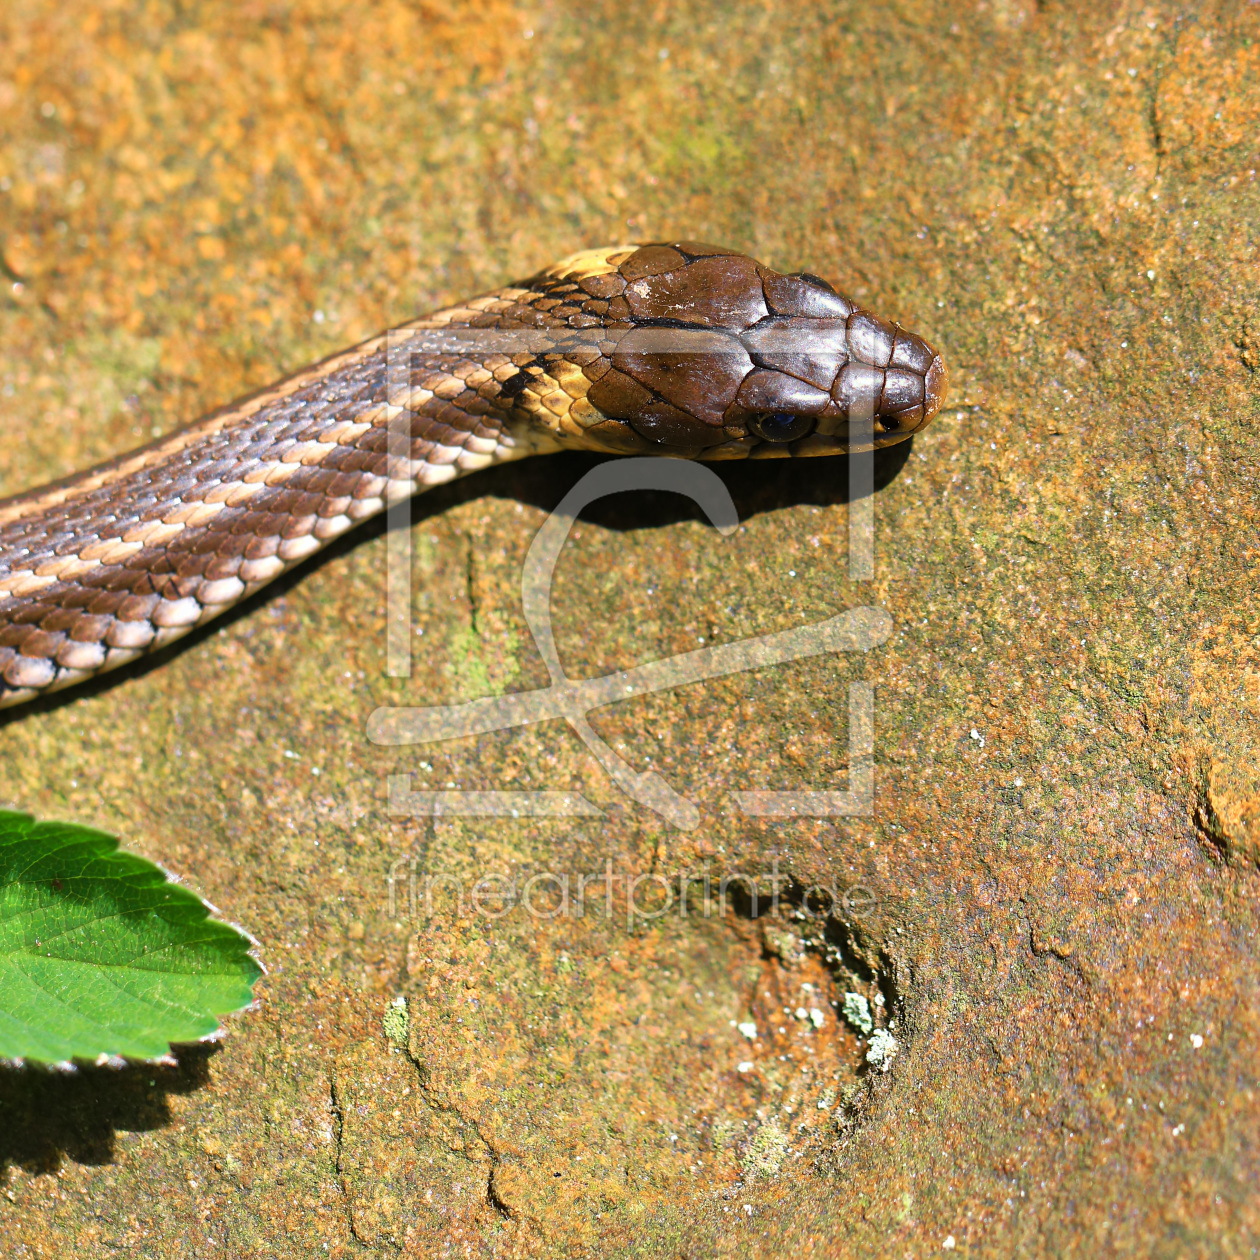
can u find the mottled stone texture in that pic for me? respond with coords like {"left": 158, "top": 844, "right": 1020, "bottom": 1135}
{"left": 0, "top": 1, "right": 1257, "bottom": 1256}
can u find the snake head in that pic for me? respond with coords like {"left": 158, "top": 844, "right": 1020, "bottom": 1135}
{"left": 529, "top": 241, "right": 947, "bottom": 458}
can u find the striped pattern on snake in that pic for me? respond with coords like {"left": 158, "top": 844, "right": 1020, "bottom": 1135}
{"left": 0, "top": 241, "right": 946, "bottom": 707}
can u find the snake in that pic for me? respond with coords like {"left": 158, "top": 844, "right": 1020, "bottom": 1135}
{"left": 0, "top": 241, "right": 946, "bottom": 709}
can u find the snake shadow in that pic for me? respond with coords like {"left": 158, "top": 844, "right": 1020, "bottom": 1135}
{"left": 0, "top": 1042, "right": 218, "bottom": 1177}
{"left": 444, "top": 437, "right": 914, "bottom": 529}
{"left": 0, "top": 439, "right": 911, "bottom": 728}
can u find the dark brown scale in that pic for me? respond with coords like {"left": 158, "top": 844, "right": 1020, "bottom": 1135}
{"left": 586, "top": 369, "right": 697, "bottom": 447}
{"left": 322, "top": 471, "right": 363, "bottom": 499}
{"left": 433, "top": 403, "right": 477, "bottom": 433}
{"left": 209, "top": 534, "right": 251, "bottom": 560}
{"left": 280, "top": 515, "right": 318, "bottom": 541}
{"left": 52, "top": 586, "right": 98, "bottom": 612}
{"left": 890, "top": 331, "right": 935, "bottom": 374}
{"left": 881, "top": 369, "right": 925, "bottom": 414}
{"left": 21, "top": 629, "right": 65, "bottom": 657}
{"left": 52, "top": 535, "right": 102, "bottom": 558}
{"left": 183, "top": 530, "right": 235, "bottom": 557}
{"left": 735, "top": 370, "right": 831, "bottom": 416}
{"left": 114, "top": 568, "right": 158, "bottom": 596}
{"left": 204, "top": 556, "right": 243, "bottom": 581}
{"left": 189, "top": 458, "right": 236, "bottom": 483}
{"left": 618, "top": 246, "right": 686, "bottom": 281}
{"left": 623, "top": 254, "right": 769, "bottom": 329}
{"left": 611, "top": 328, "right": 750, "bottom": 434}
{"left": 137, "top": 499, "right": 180, "bottom": 523}
{"left": 288, "top": 491, "right": 327, "bottom": 518}
{"left": 252, "top": 489, "right": 301, "bottom": 516}
{"left": 846, "top": 312, "right": 896, "bottom": 368}
{"left": 318, "top": 444, "right": 372, "bottom": 474}
{"left": 118, "top": 594, "right": 159, "bottom": 621}
{"left": 68, "top": 613, "right": 113, "bottom": 642}
{"left": 759, "top": 270, "right": 853, "bottom": 320}
{"left": 13, "top": 602, "right": 53, "bottom": 627}
{"left": 17, "top": 624, "right": 60, "bottom": 655}
{"left": 231, "top": 510, "right": 273, "bottom": 537}
{"left": 358, "top": 450, "right": 393, "bottom": 480}
{"left": 175, "top": 554, "right": 214, "bottom": 581}
{"left": 250, "top": 509, "right": 298, "bottom": 540}
{"left": 578, "top": 274, "right": 624, "bottom": 299}
{"left": 85, "top": 590, "right": 126, "bottom": 615}
{"left": 37, "top": 607, "right": 82, "bottom": 634}
{"left": 741, "top": 318, "right": 848, "bottom": 393}
{"left": 243, "top": 535, "right": 279, "bottom": 560}
{"left": 142, "top": 551, "right": 178, "bottom": 577}
{"left": 470, "top": 419, "right": 506, "bottom": 444}
{"left": 833, "top": 361, "right": 885, "bottom": 414}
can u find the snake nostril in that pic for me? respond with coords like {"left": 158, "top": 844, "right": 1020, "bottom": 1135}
{"left": 747, "top": 412, "right": 814, "bottom": 443}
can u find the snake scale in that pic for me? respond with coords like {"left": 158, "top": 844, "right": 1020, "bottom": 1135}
{"left": 0, "top": 242, "right": 945, "bottom": 709}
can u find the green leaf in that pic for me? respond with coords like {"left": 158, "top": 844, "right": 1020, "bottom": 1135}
{"left": 0, "top": 810, "right": 261, "bottom": 1064}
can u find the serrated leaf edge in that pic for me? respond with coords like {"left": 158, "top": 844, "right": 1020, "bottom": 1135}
{"left": 0, "top": 809, "right": 264, "bottom": 1068}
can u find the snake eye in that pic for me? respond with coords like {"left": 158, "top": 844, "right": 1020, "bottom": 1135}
{"left": 747, "top": 412, "right": 815, "bottom": 443}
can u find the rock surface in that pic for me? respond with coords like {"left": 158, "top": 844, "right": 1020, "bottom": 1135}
{"left": 0, "top": 0, "right": 1257, "bottom": 1255}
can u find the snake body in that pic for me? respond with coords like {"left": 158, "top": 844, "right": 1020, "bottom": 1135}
{"left": 0, "top": 242, "right": 945, "bottom": 708}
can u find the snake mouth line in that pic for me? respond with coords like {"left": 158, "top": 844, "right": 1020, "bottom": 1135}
{"left": 412, "top": 323, "right": 946, "bottom": 459}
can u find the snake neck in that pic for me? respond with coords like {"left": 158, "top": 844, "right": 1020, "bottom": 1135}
{"left": 0, "top": 316, "right": 582, "bottom": 708}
